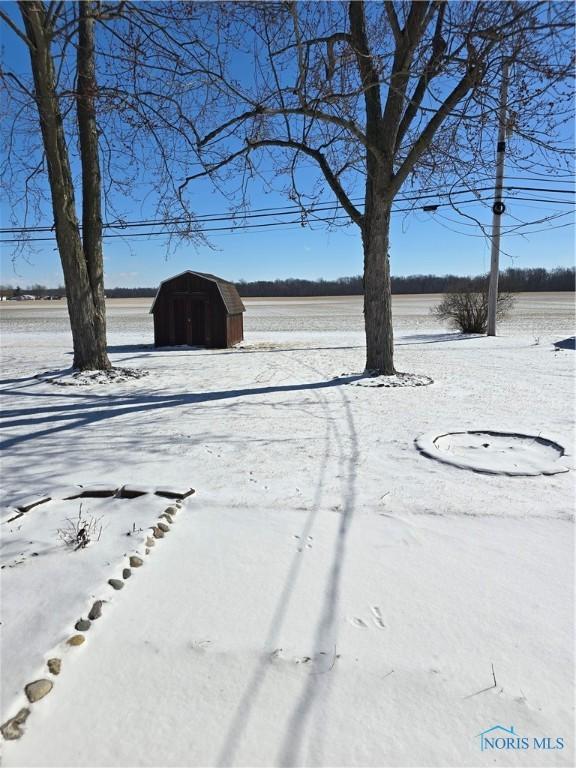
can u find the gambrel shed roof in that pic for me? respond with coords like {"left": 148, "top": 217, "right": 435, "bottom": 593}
{"left": 149, "top": 271, "right": 245, "bottom": 314}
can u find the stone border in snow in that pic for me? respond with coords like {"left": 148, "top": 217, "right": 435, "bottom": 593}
{"left": 34, "top": 367, "right": 149, "bottom": 386}
{"left": 2, "top": 484, "right": 194, "bottom": 524}
{"left": 0, "top": 489, "right": 192, "bottom": 742}
{"left": 553, "top": 336, "right": 575, "bottom": 351}
{"left": 415, "top": 430, "right": 572, "bottom": 476}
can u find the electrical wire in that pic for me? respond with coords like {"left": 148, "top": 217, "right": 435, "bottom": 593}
{"left": 0, "top": 195, "right": 502, "bottom": 243}
{"left": 0, "top": 184, "right": 573, "bottom": 236}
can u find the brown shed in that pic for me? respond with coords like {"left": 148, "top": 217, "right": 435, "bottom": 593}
{"left": 150, "top": 270, "right": 245, "bottom": 348}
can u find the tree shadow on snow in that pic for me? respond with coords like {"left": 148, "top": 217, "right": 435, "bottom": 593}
{"left": 397, "top": 331, "right": 477, "bottom": 345}
{"left": 0, "top": 375, "right": 364, "bottom": 451}
{"left": 4, "top": 356, "right": 362, "bottom": 764}
{"left": 215, "top": 373, "right": 360, "bottom": 766}
{"left": 105, "top": 343, "right": 364, "bottom": 363}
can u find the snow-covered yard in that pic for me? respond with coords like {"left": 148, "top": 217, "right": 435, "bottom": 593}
{"left": 0, "top": 296, "right": 574, "bottom": 766}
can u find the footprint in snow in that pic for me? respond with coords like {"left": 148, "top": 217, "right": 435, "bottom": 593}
{"left": 189, "top": 639, "right": 212, "bottom": 653}
{"left": 371, "top": 606, "right": 386, "bottom": 629}
{"left": 349, "top": 608, "right": 386, "bottom": 630}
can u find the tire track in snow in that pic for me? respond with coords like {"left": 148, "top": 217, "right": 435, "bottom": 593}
{"left": 215, "top": 351, "right": 341, "bottom": 767}
{"left": 268, "top": 352, "right": 360, "bottom": 768}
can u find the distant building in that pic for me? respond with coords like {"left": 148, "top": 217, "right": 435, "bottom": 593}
{"left": 150, "top": 270, "right": 245, "bottom": 348}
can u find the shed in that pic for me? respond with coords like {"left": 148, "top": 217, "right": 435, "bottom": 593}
{"left": 150, "top": 270, "right": 245, "bottom": 348}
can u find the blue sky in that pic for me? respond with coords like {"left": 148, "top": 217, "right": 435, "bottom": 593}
{"left": 1, "top": 2, "right": 574, "bottom": 289}
{"left": 2, "top": 180, "right": 574, "bottom": 288}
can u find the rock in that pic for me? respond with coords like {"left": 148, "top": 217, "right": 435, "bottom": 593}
{"left": 15, "top": 494, "right": 51, "bottom": 513}
{"left": 88, "top": 600, "right": 103, "bottom": 620}
{"left": 1, "top": 708, "right": 30, "bottom": 740}
{"left": 145, "top": 537, "right": 155, "bottom": 547}
{"left": 118, "top": 484, "right": 154, "bottom": 499}
{"left": 122, "top": 568, "right": 131, "bottom": 579}
{"left": 157, "top": 521, "right": 170, "bottom": 533}
{"left": 75, "top": 618, "right": 91, "bottom": 631}
{"left": 24, "top": 679, "right": 53, "bottom": 703}
{"left": 145, "top": 548, "right": 150, "bottom": 555}
{"left": 47, "top": 658, "right": 61, "bottom": 675}
{"left": 164, "top": 505, "right": 179, "bottom": 515}
{"left": 65, "top": 484, "right": 119, "bottom": 499}
{"left": 129, "top": 555, "right": 143, "bottom": 568}
{"left": 108, "top": 579, "right": 124, "bottom": 590}
{"left": 161, "top": 513, "right": 174, "bottom": 524}
{"left": 5, "top": 511, "right": 24, "bottom": 524}
{"left": 67, "top": 634, "right": 85, "bottom": 646}
{"left": 152, "top": 527, "right": 164, "bottom": 539}
{"left": 155, "top": 487, "right": 195, "bottom": 500}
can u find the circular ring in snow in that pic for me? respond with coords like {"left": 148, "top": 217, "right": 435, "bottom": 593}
{"left": 415, "top": 430, "right": 571, "bottom": 476}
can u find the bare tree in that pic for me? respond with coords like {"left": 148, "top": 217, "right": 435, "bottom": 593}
{"left": 129, "top": 0, "right": 573, "bottom": 375}
{"left": 0, "top": 2, "right": 112, "bottom": 369}
{"left": 1, "top": 2, "right": 208, "bottom": 369}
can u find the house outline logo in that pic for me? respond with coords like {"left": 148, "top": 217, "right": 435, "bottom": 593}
{"left": 478, "top": 725, "right": 516, "bottom": 751}
{"left": 477, "top": 725, "right": 565, "bottom": 752}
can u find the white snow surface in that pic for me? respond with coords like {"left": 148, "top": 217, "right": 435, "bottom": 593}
{"left": 0, "top": 296, "right": 574, "bottom": 767}
{"left": 1, "top": 493, "right": 187, "bottom": 724}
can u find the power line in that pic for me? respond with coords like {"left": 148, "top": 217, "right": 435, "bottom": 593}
{"left": 1, "top": 192, "right": 573, "bottom": 245}
{"left": 502, "top": 196, "right": 575, "bottom": 205}
{"left": 0, "top": 195, "right": 502, "bottom": 243}
{"left": 434, "top": 209, "right": 574, "bottom": 238}
{"left": 0, "top": 184, "right": 486, "bottom": 234}
{"left": 0, "top": 184, "right": 573, "bottom": 236}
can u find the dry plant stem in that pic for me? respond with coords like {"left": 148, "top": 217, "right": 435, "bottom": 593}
{"left": 57, "top": 503, "right": 103, "bottom": 550}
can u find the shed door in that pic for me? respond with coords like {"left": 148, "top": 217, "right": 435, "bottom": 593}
{"left": 172, "top": 295, "right": 207, "bottom": 345}
{"left": 189, "top": 300, "right": 205, "bottom": 345}
{"left": 172, "top": 295, "right": 191, "bottom": 345}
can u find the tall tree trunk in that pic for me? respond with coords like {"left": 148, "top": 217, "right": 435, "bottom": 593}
{"left": 19, "top": 1, "right": 110, "bottom": 370}
{"left": 362, "top": 200, "right": 395, "bottom": 375}
{"left": 77, "top": 0, "right": 109, "bottom": 368}
{"left": 349, "top": 0, "right": 395, "bottom": 376}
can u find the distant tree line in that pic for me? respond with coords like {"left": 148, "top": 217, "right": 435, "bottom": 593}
{"left": 236, "top": 266, "right": 575, "bottom": 296}
{"left": 1, "top": 266, "right": 573, "bottom": 299}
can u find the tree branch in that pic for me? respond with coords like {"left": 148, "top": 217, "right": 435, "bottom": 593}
{"left": 0, "top": 69, "right": 34, "bottom": 98}
{"left": 384, "top": 2, "right": 402, "bottom": 44}
{"left": 198, "top": 105, "right": 382, "bottom": 161}
{"left": 348, "top": 0, "right": 383, "bottom": 154}
{"left": 395, "top": 1, "right": 446, "bottom": 152}
{"left": 182, "top": 137, "right": 363, "bottom": 227}
{"left": 381, "top": 1, "right": 431, "bottom": 151}
{"left": 391, "top": 69, "right": 478, "bottom": 195}
{"left": 44, "top": 1, "right": 64, "bottom": 31}
{"left": 0, "top": 9, "right": 33, "bottom": 49}
{"left": 272, "top": 32, "right": 352, "bottom": 57}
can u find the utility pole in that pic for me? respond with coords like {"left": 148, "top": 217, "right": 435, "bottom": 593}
{"left": 487, "top": 58, "right": 510, "bottom": 336}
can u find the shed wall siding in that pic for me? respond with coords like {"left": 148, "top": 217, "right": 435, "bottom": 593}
{"left": 227, "top": 314, "right": 244, "bottom": 347}
{"left": 152, "top": 272, "right": 244, "bottom": 348}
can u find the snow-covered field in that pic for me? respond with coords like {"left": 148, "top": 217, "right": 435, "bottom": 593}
{"left": 0, "top": 294, "right": 574, "bottom": 767}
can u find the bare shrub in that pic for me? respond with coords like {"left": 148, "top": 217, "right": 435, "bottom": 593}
{"left": 57, "top": 504, "right": 103, "bottom": 550}
{"left": 432, "top": 283, "right": 515, "bottom": 334}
